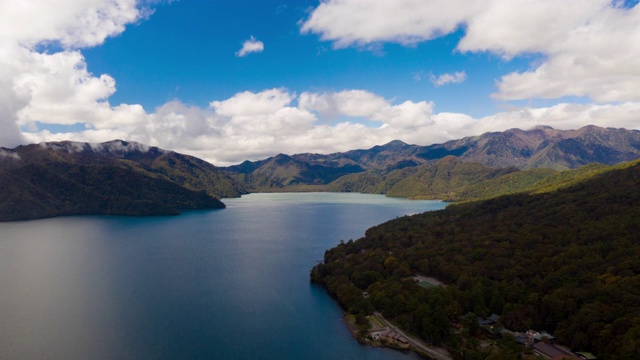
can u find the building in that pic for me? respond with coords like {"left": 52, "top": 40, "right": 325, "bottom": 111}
{"left": 370, "top": 328, "right": 410, "bottom": 348}
{"left": 533, "top": 342, "right": 579, "bottom": 359}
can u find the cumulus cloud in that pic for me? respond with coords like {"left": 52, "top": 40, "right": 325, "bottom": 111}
{"left": 299, "top": 90, "right": 390, "bottom": 118}
{"left": 15, "top": 51, "right": 116, "bottom": 126}
{"left": 0, "top": 0, "right": 146, "bottom": 148}
{"left": 0, "top": 43, "right": 29, "bottom": 148}
{"left": 21, "top": 87, "right": 640, "bottom": 166}
{"left": 0, "top": 0, "right": 145, "bottom": 48}
{"left": 153, "top": 91, "right": 640, "bottom": 165}
{"left": 301, "top": 0, "right": 640, "bottom": 103}
{"left": 3, "top": 0, "right": 640, "bottom": 168}
{"left": 300, "top": 0, "right": 484, "bottom": 48}
{"left": 236, "top": 36, "right": 264, "bottom": 57}
{"left": 490, "top": 3, "right": 640, "bottom": 102}
{"left": 457, "top": 0, "right": 609, "bottom": 57}
{"left": 299, "top": 90, "right": 435, "bottom": 129}
{"left": 430, "top": 71, "right": 467, "bottom": 87}
{"left": 210, "top": 88, "right": 293, "bottom": 116}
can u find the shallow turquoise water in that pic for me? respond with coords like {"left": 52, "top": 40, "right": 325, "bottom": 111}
{"left": 0, "top": 193, "right": 447, "bottom": 359}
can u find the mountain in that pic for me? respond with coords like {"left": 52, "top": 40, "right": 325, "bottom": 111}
{"left": 293, "top": 139, "right": 424, "bottom": 171}
{"left": 327, "top": 156, "right": 522, "bottom": 200}
{"left": 225, "top": 153, "right": 365, "bottom": 191}
{"left": 428, "top": 125, "right": 640, "bottom": 170}
{"left": 311, "top": 158, "right": 640, "bottom": 359}
{"left": 224, "top": 139, "right": 435, "bottom": 192}
{"left": 0, "top": 140, "right": 246, "bottom": 221}
{"left": 223, "top": 125, "right": 640, "bottom": 192}
{"left": 4, "top": 125, "right": 640, "bottom": 220}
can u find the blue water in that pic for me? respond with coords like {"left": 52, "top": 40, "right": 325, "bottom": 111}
{"left": 0, "top": 193, "right": 447, "bottom": 359}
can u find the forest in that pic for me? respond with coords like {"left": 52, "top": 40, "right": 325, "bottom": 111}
{"left": 311, "top": 160, "right": 640, "bottom": 359}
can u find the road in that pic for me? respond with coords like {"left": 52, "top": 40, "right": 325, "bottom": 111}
{"left": 373, "top": 312, "right": 452, "bottom": 360}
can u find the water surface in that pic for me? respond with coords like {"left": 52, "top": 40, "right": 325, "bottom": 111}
{"left": 0, "top": 193, "right": 447, "bottom": 359}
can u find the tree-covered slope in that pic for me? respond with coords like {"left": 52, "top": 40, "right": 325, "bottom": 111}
{"left": 0, "top": 140, "right": 234, "bottom": 221}
{"left": 327, "top": 156, "right": 522, "bottom": 200}
{"left": 19, "top": 140, "right": 247, "bottom": 198}
{"left": 311, "top": 159, "right": 640, "bottom": 359}
{"left": 0, "top": 162, "right": 225, "bottom": 221}
{"left": 225, "top": 153, "right": 364, "bottom": 191}
{"left": 327, "top": 154, "right": 628, "bottom": 203}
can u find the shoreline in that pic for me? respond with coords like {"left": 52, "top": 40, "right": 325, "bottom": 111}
{"left": 342, "top": 313, "right": 452, "bottom": 360}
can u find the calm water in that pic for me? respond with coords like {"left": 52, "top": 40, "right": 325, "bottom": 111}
{"left": 0, "top": 193, "right": 447, "bottom": 359}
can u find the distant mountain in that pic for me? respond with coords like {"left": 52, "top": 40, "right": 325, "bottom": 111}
{"left": 4, "top": 125, "right": 640, "bottom": 220}
{"left": 293, "top": 139, "right": 424, "bottom": 171}
{"left": 225, "top": 153, "right": 365, "bottom": 191}
{"left": 326, "top": 156, "right": 616, "bottom": 202}
{"left": 326, "top": 156, "right": 519, "bottom": 199}
{"left": 425, "top": 125, "right": 640, "bottom": 170}
{"left": 0, "top": 140, "right": 246, "bottom": 221}
{"left": 224, "top": 125, "right": 640, "bottom": 193}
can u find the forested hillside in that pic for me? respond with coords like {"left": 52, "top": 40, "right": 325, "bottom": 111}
{"left": 0, "top": 140, "right": 237, "bottom": 221}
{"left": 326, "top": 156, "right": 522, "bottom": 200}
{"left": 311, "top": 160, "right": 640, "bottom": 359}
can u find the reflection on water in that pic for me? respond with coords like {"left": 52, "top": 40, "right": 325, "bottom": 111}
{"left": 0, "top": 193, "right": 446, "bottom": 359}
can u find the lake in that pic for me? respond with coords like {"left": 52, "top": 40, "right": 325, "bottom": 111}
{"left": 0, "top": 193, "right": 447, "bottom": 359}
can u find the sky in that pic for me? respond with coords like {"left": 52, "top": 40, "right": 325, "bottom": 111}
{"left": 1, "top": 0, "right": 640, "bottom": 165}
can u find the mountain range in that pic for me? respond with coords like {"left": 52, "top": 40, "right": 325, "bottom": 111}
{"left": 2, "top": 125, "right": 640, "bottom": 220}
{"left": 223, "top": 125, "right": 640, "bottom": 197}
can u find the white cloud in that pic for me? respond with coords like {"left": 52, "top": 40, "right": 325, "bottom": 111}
{"left": 430, "top": 71, "right": 467, "bottom": 87}
{"left": 15, "top": 51, "right": 116, "bottom": 126}
{"left": 299, "top": 90, "right": 435, "bottom": 128}
{"left": 491, "top": 4, "right": 640, "bottom": 102}
{"left": 473, "top": 102, "right": 640, "bottom": 135}
{"left": 0, "top": 0, "right": 146, "bottom": 148}
{"left": 147, "top": 89, "right": 438, "bottom": 163}
{"left": 301, "top": 0, "right": 640, "bottom": 103}
{"left": 299, "top": 90, "right": 390, "bottom": 118}
{"left": 21, "top": 87, "right": 640, "bottom": 166}
{"left": 0, "top": 43, "right": 29, "bottom": 148}
{"left": 457, "top": 0, "right": 609, "bottom": 57}
{"left": 150, "top": 93, "right": 640, "bottom": 165}
{"left": 3, "top": 0, "right": 640, "bottom": 168}
{"left": 236, "top": 36, "right": 264, "bottom": 57}
{"left": 210, "top": 88, "right": 293, "bottom": 116}
{"left": 300, "top": 0, "right": 484, "bottom": 48}
{"left": 0, "top": 0, "right": 145, "bottom": 48}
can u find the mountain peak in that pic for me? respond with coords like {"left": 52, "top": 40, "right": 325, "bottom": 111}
{"left": 381, "top": 140, "right": 409, "bottom": 149}
{"left": 38, "top": 140, "right": 169, "bottom": 158}
{"left": 90, "top": 140, "right": 168, "bottom": 156}
{"left": 532, "top": 125, "right": 555, "bottom": 131}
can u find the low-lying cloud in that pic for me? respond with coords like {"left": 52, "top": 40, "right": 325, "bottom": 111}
{"left": 19, "top": 87, "right": 640, "bottom": 166}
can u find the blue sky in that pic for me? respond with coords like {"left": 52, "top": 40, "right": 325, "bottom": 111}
{"left": 82, "top": 1, "right": 541, "bottom": 118}
{"left": 1, "top": 0, "right": 639, "bottom": 165}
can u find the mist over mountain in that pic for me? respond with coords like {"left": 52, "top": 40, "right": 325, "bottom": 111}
{"left": 0, "top": 140, "right": 246, "bottom": 221}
